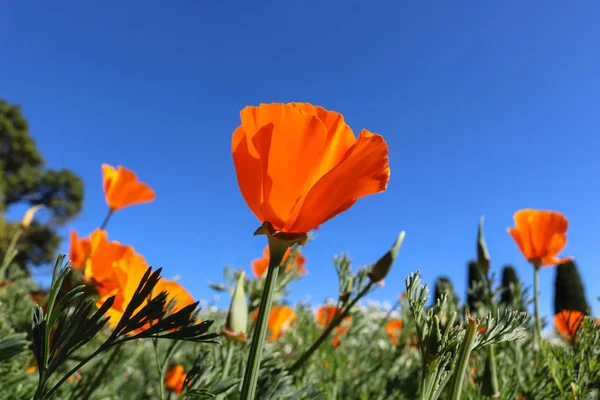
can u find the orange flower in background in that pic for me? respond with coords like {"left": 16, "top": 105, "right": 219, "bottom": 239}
{"left": 554, "top": 309, "right": 585, "bottom": 340}
{"left": 385, "top": 319, "right": 403, "bottom": 345}
{"left": 232, "top": 102, "right": 390, "bottom": 234}
{"left": 507, "top": 209, "right": 572, "bottom": 267}
{"left": 316, "top": 305, "right": 352, "bottom": 346}
{"left": 251, "top": 305, "right": 297, "bottom": 341}
{"left": 164, "top": 365, "right": 186, "bottom": 394}
{"left": 252, "top": 245, "right": 307, "bottom": 278}
{"left": 102, "top": 164, "right": 155, "bottom": 211}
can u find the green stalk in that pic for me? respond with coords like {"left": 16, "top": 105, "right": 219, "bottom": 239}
{"left": 154, "top": 338, "right": 165, "bottom": 400}
{"left": 449, "top": 319, "right": 478, "bottom": 400}
{"left": 533, "top": 264, "right": 541, "bottom": 347}
{"left": 240, "top": 237, "right": 287, "bottom": 400}
{"left": 287, "top": 282, "right": 373, "bottom": 374}
{"left": 222, "top": 341, "right": 235, "bottom": 378}
{"left": 0, "top": 227, "right": 23, "bottom": 277}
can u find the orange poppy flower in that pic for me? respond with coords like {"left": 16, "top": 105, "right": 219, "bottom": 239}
{"left": 102, "top": 164, "right": 155, "bottom": 211}
{"left": 251, "top": 305, "right": 297, "bottom": 341}
{"left": 96, "top": 253, "right": 195, "bottom": 331}
{"left": 68, "top": 230, "right": 92, "bottom": 270}
{"left": 385, "top": 319, "right": 403, "bottom": 345}
{"left": 507, "top": 209, "right": 572, "bottom": 267}
{"left": 164, "top": 365, "right": 186, "bottom": 394}
{"left": 232, "top": 103, "right": 390, "bottom": 235}
{"left": 84, "top": 230, "right": 136, "bottom": 296}
{"left": 554, "top": 309, "right": 585, "bottom": 340}
{"left": 316, "top": 305, "right": 353, "bottom": 346}
{"left": 252, "top": 245, "right": 307, "bottom": 278}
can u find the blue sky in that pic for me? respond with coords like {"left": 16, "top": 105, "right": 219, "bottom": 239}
{"left": 1, "top": 1, "right": 599, "bottom": 322}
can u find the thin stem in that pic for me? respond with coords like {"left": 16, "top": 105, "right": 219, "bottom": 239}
{"left": 77, "top": 343, "right": 122, "bottom": 399}
{"left": 222, "top": 341, "right": 235, "bottom": 378}
{"left": 43, "top": 344, "right": 109, "bottom": 399}
{"left": 449, "top": 319, "right": 478, "bottom": 400}
{"left": 99, "top": 208, "right": 114, "bottom": 231}
{"left": 287, "top": 282, "right": 374, "bottom": 374}
{"left": 533, "top": 264, "right": 541, "bottom": 347}
{"left": 154, "top": 338, "right": 165, "bottom": 400}
{"left": 240, "top": 237, "right": 287, "bottom": 400}
{"left": 0, "top": 227, "right": 23, "bottom": 277}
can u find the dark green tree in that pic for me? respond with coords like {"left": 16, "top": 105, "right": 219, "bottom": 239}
{"left": 554, "top": 260, "right": 590, "bottom": 316}
{"left": 434, "top": 276, "right": 457, "bottom": 305}
{"left": 466, "top": 260, "right": 486, "bottom": 312}
{"left": 500, "top": 265, "right": 519, "bottom": 306}
{"left": 0, "top": 99, "right": 84, "bottom": 271}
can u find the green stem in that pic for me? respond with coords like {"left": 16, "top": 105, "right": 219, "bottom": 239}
{"left": 240, "top": 237, "right": 287, "bottom": 400}
{"left": 449, "top": 319, "right": 478, "bottom": 400}
{"left": 0, "top": 227, "right": 23, "bottom": 277}
{"left": 222, "top": 341, "right": 235, "bottom": 378}
{"left": 287, "top": 282, "right": 374, "bottom": 374}
{"left": 533, "top": 264, "right": 541, "bottom": 347}
{"left": 154, "top": 338, "right": 165, "bottom": 400}
{"left": 77, "top": 343, "right": 122, "bottom": 399}
{"left": 418, "top": 361, "right": 440, "bottom": 400}
{"left": 99, "top": 208, "right": 114, "bottom": 231}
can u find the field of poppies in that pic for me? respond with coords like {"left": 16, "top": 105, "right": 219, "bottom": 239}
{"left": 1, "top": 103, "right": 599, "bottom": 399}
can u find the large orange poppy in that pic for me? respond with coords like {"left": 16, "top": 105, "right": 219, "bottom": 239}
{"left": 507, "top": 209, "right": 572, "bottom": 267}
{"left": 102, "top": 164, "right": 156, "bottom": 211}
{"left": 232, "top": 103, "right": 390, "bottom": 234}
{"left": 251, "top": 245, "right": 307, "bottom": 278}
{"left": 385, "top": 319, "right": 403, "bottom": 345}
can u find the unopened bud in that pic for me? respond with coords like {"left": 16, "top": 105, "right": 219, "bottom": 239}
{"left": 223, "top": 271, "right": 248, "bottom": 343}
{"left": 368, "top": 231, "right": 405, "bottom": 283}
{"left": 21, "top": 205, "right": 44, "bottom": 229}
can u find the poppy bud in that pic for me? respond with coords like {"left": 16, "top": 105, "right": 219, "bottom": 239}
{"left": 368, "top": 232, "right": 405, "bottom": 283}
{"left": 222, "top": 271, "right": 248, "bottom": 342}
{"left": 477, "top": 216, "right": 490, "bottom": 275}
{"left": 21, "top": 205, "right": 44, "bottom": 229}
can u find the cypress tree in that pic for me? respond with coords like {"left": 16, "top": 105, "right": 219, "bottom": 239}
{"left": 467, "top": 260, "right": 485, "bottom": 311}
{"left": 434, "top": 276, "right": 456, "bottom": 305}
{"left": 500, "top": 265, "right": 520, "bottom": 307}
{"left": 554, "top": 260, "right": 590, "bottom": 316}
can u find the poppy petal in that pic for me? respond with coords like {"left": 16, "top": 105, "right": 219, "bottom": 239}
{"left": 287, "top": 129, "right": 389, "bottom": 233}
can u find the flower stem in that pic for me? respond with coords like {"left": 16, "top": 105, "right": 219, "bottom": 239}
{"left": 287, "top": 282, "right": 374, "bottom": 374}
{"left": 0, "top": 227, "right": 23, "bottom": 277}
{"left": 240, "top": 237, "right": 287, "bottom": 400}
{"left": 154, "top": 338, "right": 165, "bottom": 400}
{"left": 100, "top": 208, "right": 114, "bottom": 231}
{"left": 449, "top": 318, "right": 478, "bottom": 400}
{"left": 533, "top": 264, "right": 542, "bottom": 347}
{"left": 222, "top": 341, "right": 234, "bottom": 378}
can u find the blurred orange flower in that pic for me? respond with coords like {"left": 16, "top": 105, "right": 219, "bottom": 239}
{"left": 164, "top": 365, "right": 186, "bottom": 394}
{"left": 69, "top": 229, "right": 135, "bottom": 297}
{"left": 385, "top": 319, "right": 403, "bottom": 345}
{"left": 68, "top": 230, "right": 92, "bottom": 269}
{"left": 507, "top": 209, "right": 572, "bottom": 267}
{"left": 251, "top": 305, "right": 297, "bottom": 341}
{"left": 232, "top": 103, "right": 390, "bottom": 235}
{"left": 554, "top": 309, "right": 585, "bottom": 340}
{"left": 252, "top": 245, "right": 307, "bottom": 278}
{"left": 102, "top": 164, "right": 155, "bottom": 211}
{"left": 316, "top": 305, "right": 352, "bottom": 347}
{"left": 96, "top": 253, "right": 195, "bottom": 331}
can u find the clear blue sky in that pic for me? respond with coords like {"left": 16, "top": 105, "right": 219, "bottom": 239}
{"left": 2, "top": 1, "right": 599, "bottom": 321}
